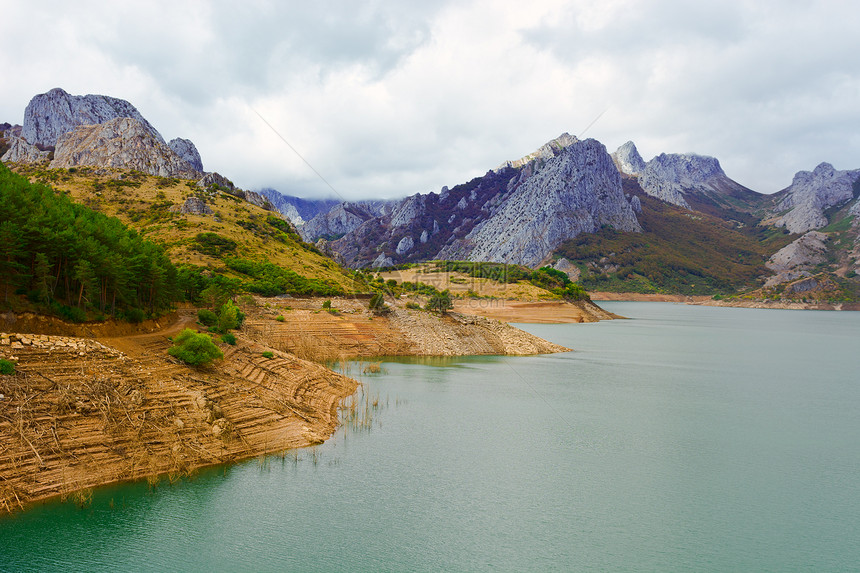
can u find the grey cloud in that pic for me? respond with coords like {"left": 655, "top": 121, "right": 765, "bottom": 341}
{"left": 83, "top": 1, "right": 448, "bottom": 106}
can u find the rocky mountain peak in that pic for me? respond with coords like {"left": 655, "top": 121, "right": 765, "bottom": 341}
{"left": 494, "top": 132, "right": 578, "bottom": 172}
{"left": 462, "top": 138, "right": 641, "bottom": 267}
{"left": 638, "top": 152, "right": 733, "bottom": 209}
{"left": 770, "top": 162, "right": 860, "bottom": 233}
{"left": 611, "top": 141, "right": 646, "bottom": 175}
{"left": 22, "top": 87, "right": 164, "bottom": 147}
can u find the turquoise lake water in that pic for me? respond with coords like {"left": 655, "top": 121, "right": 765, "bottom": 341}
{"left": 1, "top": 302, "right": 858, "bottom": 572}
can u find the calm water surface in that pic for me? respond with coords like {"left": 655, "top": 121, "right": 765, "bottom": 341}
{"left": 1, "top": 302, "right": 858, "bottom": 572}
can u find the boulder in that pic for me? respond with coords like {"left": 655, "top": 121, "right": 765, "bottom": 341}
{"left": 178, "top": 197, "right": 213, "bottom": 215}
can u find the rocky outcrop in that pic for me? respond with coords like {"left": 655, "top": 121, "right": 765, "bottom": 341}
{"left": 764, "top": 231, "right": 828, "bottom": 287}
{"left": 371, "top": 253, "right": 394, "bottom": 268}
{"left": 301, "top": 203, "right": 373, "bottom": 241}
{"left": 1, "top": 134, "right": 51, "bottom": 163}
{"left": 395, "top": 236, "right": 415, "bottom": 255}
{"left": 638, "top": 153, "right": 724, "bottom": 208}
{"left": 770, "top": 163, "right": 860, "bottom": 233}
{"left": 197, "top": 171, "right": 236, "bottom": 191}
{"left": 196, "top": 173, "right": 273, "bottom": 210}
{"left": 242, "top": 190, "right": 274, "bottom": 211}
{"left": 783, "top": 275, "right": 834, "bottom": 295}
{"left": 766, "top": 231, "right": 828, "bottom": 272}
{"left": 22, "top": 87, "right": 163, "bottom": 147}
{"left": 281, "top": 203, "right": 304, "bottom": 225}
{"left": 390, "top": 194, "right": 427, "bottom": 229}
{"left": 168, "top": 138, "right": 203, "bottom": 172}
{"left": 553, "top": 257, "right": 581, "bottom": 282}
{"left": 176, "top": 196, "right": 213, "bottom": 215}
{"left": 257, "top": 189, "right": 341, "bottom": 227}
{"left": 50, "top": 117, "right": 201, "bottom": 178}
{"left": 457, "top": 139, "right": 641, "bottom": 267}
{"left": 611, "top": 141, "right": 646, "bottom": 175}
{"left": 851, "top": 197, "right": 860, "bottom": 219}
{"left": 300, "top": 200, "right": 396, "bottom": 242}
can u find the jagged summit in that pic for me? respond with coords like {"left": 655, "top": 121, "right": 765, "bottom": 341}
{"left": 458, "top": 138, "right": 641, "bottom": 267}
{"left": 611, "top": 141, "right": 646, "bottom": 175}
{"left": 4, "top": 88, "right": 205, "bottom": 178}
{"left": 495, "top": 132, "right": 578, "bottom": 172}
{"left": 628, "top": 151, "right": 762, "bottom": 217}
{"left": 638, "top": 152, "right": 726, "bottom": 208}
{"left": 22, "top": 87, "right": 163, "bottom": 147}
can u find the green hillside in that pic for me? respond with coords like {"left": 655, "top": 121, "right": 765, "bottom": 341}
{"left": 1, "top": 163, "right": 367, "bottom": 321}
{"left": 554, "top": 179, "right": 797, "bottom": 296}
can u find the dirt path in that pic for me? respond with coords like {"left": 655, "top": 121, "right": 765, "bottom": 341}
{"left": 101, "top": 310, "right": 196, "bottom": 357}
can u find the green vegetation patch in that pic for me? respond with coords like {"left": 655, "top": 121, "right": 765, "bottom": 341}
{"left": 192, "top": 233, "right": 238, "bottom": 257}
{"left": 168, "top": 328, "right": 224, "bottom": 366}
{"left": 0, "top": 358, "right": 15, "bottom": 375}
{"left": 426, "top": 289, "right": 453, "bottom": 313}
{"left": 225, "top": 257, "right": 344, "bottom": 297}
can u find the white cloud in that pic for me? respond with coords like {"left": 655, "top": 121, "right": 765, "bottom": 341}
{"left": 3, "top": 0, "right": 860, "bottom": 198}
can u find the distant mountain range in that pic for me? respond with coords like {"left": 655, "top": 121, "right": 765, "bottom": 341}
{"left": 3, "top": 87, "right": 859, "bottom": 300}
{"left": 263, "top": 134, "right": 859, "bottom": 298}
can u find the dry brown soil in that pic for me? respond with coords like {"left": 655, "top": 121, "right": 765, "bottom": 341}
{"left": 241, "top": 296, "right": 570, "bottom": 360}
{"left": 452, "top": 299, "right": 621, "bottom": 323}
{"left": 589, "top": 292, "right": 713, "bottom": 303}
{"left": 0, "top": 309, "right": 356, "bottom": 513}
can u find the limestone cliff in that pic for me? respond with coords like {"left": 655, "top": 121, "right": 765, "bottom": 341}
{"left": 50, "top": 117, "right": 201, "bottom": 178}
{"left": 640, "top": 153, "right": 720, "bottom": 208}
{"left": 258, "top": 190, "right": 341, "bottom": 227}
{"left": 456, "top": 139, "right": 641, "bottom": 267}
{"left": 323, "top": 135, "right": 641, "bottom": 268}
{"left": 769, "top": 163, "right": 860, "bottom": 233}
{"left": 22, "top": 87, "right": 163, "bottom": 147}
{"left": 300, "top": 200, "right": 396, "bottom": 242}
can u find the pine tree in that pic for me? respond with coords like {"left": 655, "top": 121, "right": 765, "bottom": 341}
{"left": 33, "top": 253, "right": 52, "bottom": 304}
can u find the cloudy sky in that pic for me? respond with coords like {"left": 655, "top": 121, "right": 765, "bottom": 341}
{"left": 3, "top": 0, "right": 859, "bottom": 200}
